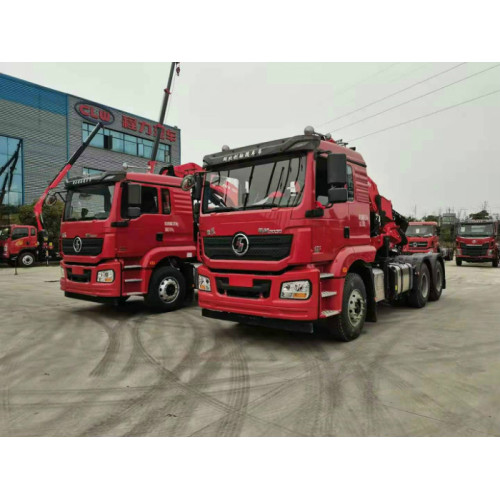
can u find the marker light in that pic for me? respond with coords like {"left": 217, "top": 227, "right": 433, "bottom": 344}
{"left": 280, "top": 280, "right": 311, "bottom": 300}
{"left": 198, "top": 275, "right": 211, "bottom": 292}
{"left": 97, "top": 270, "right": 115, "bottom": 283}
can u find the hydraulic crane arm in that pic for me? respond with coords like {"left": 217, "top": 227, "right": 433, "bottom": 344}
{"left": 367, "top": 175, "right": 408, "bottom": 250}
{"left": 33, "top": 122, "right": 103, "bottom": 231}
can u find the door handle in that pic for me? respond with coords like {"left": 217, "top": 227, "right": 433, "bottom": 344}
{"left": 156, "top": 232, "right": 163, "bottom": 242}
{"left": 344, "top": 227, "right": 350, "bottom": 239}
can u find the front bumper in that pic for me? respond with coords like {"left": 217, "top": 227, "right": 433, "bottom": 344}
{"left": 197, "top": 265, "right": 343, "bottom": 325}
{"left": 60, "top": 260, "right": 122, "bottom": 299}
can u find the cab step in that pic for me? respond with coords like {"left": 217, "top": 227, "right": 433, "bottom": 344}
{"left": 321, "top": 310, "right": 340, "bottom": 318}
{"left": 321, "top": 291, "right": 337, "bottom": 298}
{"left": 320, "top": 273, "right": 334, "bottom": 279}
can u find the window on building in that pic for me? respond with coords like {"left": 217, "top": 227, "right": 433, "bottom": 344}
{"left": 0, "top": 136, "right": 24, "bottom": 206}
{"left": 82, "top": 123, "right": 171, "bottom": 163}
{"left": 162, "top": 189, "right": 171, "bottom": 214}
{"left": 83, "top": 167, "right": 104, "bottom": 177}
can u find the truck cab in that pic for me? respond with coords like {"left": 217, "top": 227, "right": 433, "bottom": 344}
{"left": 60, "top": 165, "right": 201, "bottom": 310}
{"left": 403, "top": 221, "right": 440, "bottom": 255}
{"left": 0, "top": 224, "right": 45, "bottom": 267}
{"left": 455, "top": 220, "right": 499, "bottom": 267}
{"left": 196, "top": 129, "right": 444, "bottom": 341}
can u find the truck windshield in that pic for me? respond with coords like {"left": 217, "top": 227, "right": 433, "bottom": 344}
{"left": 406, "top": 225, "right": 435, "bottom": 237}
{"left": 0, "top": 227, "right": 10, "bottom": 240}
{"left": 458, "top": 223, "right": 494, "bottom": 237}
{"left": 202, "top": 155, "right": 306, "bottom": 213}
{"left": 64, "top": 183, "right": 115, "bottom": 221}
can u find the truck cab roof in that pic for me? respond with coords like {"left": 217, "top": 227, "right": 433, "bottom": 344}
{"left": 203, "top": 133, "right": 366, "bottom": 169}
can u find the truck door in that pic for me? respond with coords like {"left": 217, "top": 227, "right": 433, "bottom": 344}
{"left": 116, "top": 183, "right": 164, "bottom": 260}
{"left": 10, "top": 226, "right": 31, "bottom": 254}
{"left": 344, "top": 164, "right": 371, "bottom": 247}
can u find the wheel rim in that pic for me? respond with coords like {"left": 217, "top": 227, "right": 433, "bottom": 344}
{"left": 435, "top": 266, "right": 442, "bottom": 293}
{"left": 421, "top": 271, "right": 429, "bottom": 297}
{"left": 22, "top": 254, "right": 34, "bottom": 266}
{"left": 158, "top": 277, "right": 180, "bottom": 304}
{"left": 347, "top": 289, "right": 365, "bottom": 327}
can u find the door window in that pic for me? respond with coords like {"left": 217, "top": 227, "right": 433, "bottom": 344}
{"left": 12, "top": 228, "right": 29, "bottom": 240}
{"left": 162, "top": 189, "right": 171, "bottom": 214}
{"left": 31, "top": 228, "right": 36, "bottom": 236}
{"left": 140, "top": 186, "right": 159, "bottom": 214}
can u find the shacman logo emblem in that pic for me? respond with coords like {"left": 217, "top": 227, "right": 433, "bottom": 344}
{"left": 232, "top": 233, "right": 249, "bottom": 256}
{"left": 73, "top": 237, "right": 83, "bottom": 253}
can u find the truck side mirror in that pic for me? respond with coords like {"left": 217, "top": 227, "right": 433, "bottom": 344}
{"left": 327, "top": 153, "right": 347, "bottom": 186}
{"left": 127, "top": 183, "right": 142, "bottom": 206}
{"left": 127, "top": 206, "right": 141, "bottom": 218}
{"left": 328, "top": 187, "right": 348, "bottom": 204}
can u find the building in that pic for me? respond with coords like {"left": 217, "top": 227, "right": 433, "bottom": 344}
{"left": 0, "top": 73, "right": 181, "bottom": 206}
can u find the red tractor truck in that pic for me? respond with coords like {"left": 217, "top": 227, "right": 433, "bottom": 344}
{"left": 455, "top": 219, "right": 499, "bottom": 267}
{"left": 403, "top": 221, "right": 440, "bottom": 254}
{"left": 60, "top": 163, "right": 203, "bottom": 310}
{"left": 1, "top": 224, "right": 56, "bottom": 267}
{"left": 196, "top": 127, "right": 446, "bottom": 342}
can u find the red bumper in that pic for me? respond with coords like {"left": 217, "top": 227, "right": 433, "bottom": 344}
{"left": 197, "top": 265, "right": 343, "bottom": 323}
{"left": 60, "top": 260, "right": 122, "bottom": 298}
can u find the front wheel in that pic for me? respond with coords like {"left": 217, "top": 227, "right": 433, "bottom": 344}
{"left": 493, "top": 258, "right": 499, "bottom": 268}
{"left": 408, "top": 264, "right": 430, "bottom": 308}
{"left": 144, "top": 266, "right": 186, "bottom": 312}
{"left": 19, "top": 252, "right": 36, "bottom": 267}
{"left": 456, "top": 258, "right": 462, "bottom": 266}
{"left": 319, "top": 273, "right": 367, "bottom": 342}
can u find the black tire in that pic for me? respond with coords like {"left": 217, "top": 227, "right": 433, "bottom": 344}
{"left": 144, "top": 266, "right": 186, "bottom": 312}
{"left": 18, "top": 252, "right": 36, "bottom": 267}
{"left": 456, "top": 258, "right": 462, "bottom": 266}
{"left": 408, "top": 264, "right": 430, "bottom": 308}
{"left": 492, "top": 258, "right": 499, "bottom": 268}
{"left": 429, "top": 260, "right": 444, "bottom": 301}
{"left": 321, "top": 273, "right": 367, "bottom": 342}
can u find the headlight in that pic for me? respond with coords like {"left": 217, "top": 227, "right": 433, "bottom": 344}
{"left": 3, "top": 245, "right": 7, "bottom": 252}
{"left": 97, "top": 270, "right": 115, "bottom": 283}
{"left": 198, "top": 275, "right": 211, "bottom": 292}
{"left": 488, "top": 249, "right": 493, "bottom": 256}
{"left": 280, "top": 280, "right": 311, "bottom": 300}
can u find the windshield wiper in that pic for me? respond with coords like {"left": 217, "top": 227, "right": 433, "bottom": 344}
{"left": 243, "top": 203, "right": 280, "bottom": 210}
{"left": 210, "top": 206, "right": 238, "bottom": 213}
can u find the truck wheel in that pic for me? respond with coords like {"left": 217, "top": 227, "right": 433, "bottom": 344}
{"left": 19, "top": 252, "right": 35, "bottom": 267}
{"left": 492, "top": 258, "right": 499, "bottom": 268}
{"left": 456, "top": 258, "right": 462, "bottom": 266}
{"left": 429, "top": 261, "right": 444, "bottom": 301}
{"left": 408, "top": 265, "right": 430, "bottom": 308}
{"left": 145, "top": 266, "right": 186, "bottom": 312}
{"left": 323, "top": 273, "right": 366, "bottom": 342}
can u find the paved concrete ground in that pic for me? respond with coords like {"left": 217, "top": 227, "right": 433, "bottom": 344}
{"left": 0, "top": 261, "right": 499, "bottom": 436}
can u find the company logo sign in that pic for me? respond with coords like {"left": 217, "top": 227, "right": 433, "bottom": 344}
{"left": 75, "top": 102, "right": 115, "bottom": 125}
{"left": 232, "top": 233, "right": 249, "bottom": 256}
{"left": 73, "top": 237, "right": 83, "bottom": 253}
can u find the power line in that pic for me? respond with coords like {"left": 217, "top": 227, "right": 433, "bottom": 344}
{"left": 331, "top": 63, "right": 500, "bottom": 133}
{"left": 348, "top": 88, "right": 500, "bottom": 142}
{"left": 317, "top": 62, "right": 463, "bottom": 128}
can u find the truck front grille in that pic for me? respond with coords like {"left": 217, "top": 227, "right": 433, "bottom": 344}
{"left": 410, "top": 241, "right": 428, "bottom": 248}
{"left": 62, "top": 238, "right": 103, "bottom": 256}
{"left": 462, "top": 244, "right": 488, "bottom": 256}
{"left": 203, "top": 235, "right": 292, "bottom": 261}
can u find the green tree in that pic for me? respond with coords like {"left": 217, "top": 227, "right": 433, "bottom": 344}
{"left": 423, "top": 214, "right": 439, "bottom": 222}
{"left": 18, "top": 201, "right": 64, "bottom": 250}
{"left": 468, "top": 209, "right": 490, "bottom": 220}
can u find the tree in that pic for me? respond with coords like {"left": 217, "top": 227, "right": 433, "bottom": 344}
{"left": 423, "top": 214, "right": 439, "bottom": 222}
{"left": 468, "top": 209, "right": 490, "bottom": 220}
{"left": 18, "top": 201, "right": 64, "bottom": 250}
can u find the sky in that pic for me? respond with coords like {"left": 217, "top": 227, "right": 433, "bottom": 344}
{"left": 1, "top": 62, "right": 499, "bottom": 218}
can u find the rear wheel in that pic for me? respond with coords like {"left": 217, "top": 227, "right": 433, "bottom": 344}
{"left": 144, "top": 266, "right": 186, "bottom": 312}
{"left": 408, "top": 264, "right": 430, "bottom": 308}
{"left": 429, "top": 260, "right": 444, "bottom": 301}
{"left": 456, "top": 258, "right": 462, "bottom": 266}
{"left": 320, "top": 273, "right": 367, "bottom": 342}
{"left": 19, "top": 252, "right": 35, "bottom": 267}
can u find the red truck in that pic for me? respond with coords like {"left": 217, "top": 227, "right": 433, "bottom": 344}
{"left": 60, "top": 163, "right": 203, "bottom": 310}
{"left": 455, "top": 220, "right": 499, "bottom": 267}
{"left": 403, "top": 221, "right": 440, "bottom": 255}
{"left": 196, "top": 127, "right": 445, "bottom": 342}
{"left": 1, "top": 224, "right": 56, "bottom": 267}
